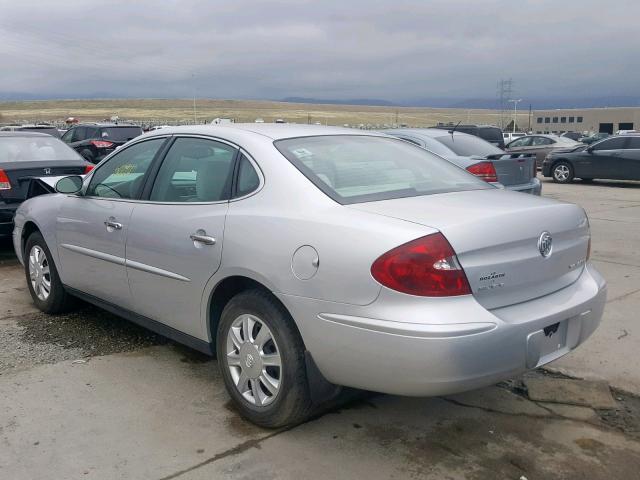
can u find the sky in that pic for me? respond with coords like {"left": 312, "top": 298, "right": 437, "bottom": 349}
{"left": 1, "top": 0, "right": 639, "bottom": 104}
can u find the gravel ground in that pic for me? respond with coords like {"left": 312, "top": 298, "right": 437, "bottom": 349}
{"left": 0, "top": 305, "right": 171, "bottom": 375}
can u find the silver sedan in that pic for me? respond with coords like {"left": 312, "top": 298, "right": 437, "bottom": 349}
{"left": 12, "top": 124, "right": 607, "bottom": 427}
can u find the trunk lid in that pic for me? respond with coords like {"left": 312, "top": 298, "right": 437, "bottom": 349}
{"left": 0, "top": 160, "right": 87, "bottom": 202}
{"left": 349, "top": 189, "right": 590, "bottom": 310}
{"left": 481, "top": 153, "right": 536, "bottom": 186}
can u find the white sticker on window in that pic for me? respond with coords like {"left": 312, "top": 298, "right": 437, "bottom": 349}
{"left": 291, "top": 147, "right": 313, "bottom": 158}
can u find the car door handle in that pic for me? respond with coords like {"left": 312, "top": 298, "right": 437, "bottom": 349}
{"left": 104, "top": 219, "right": 122, "bottom": 230}
{"left": 190, "top": 233, "right": 216, "bottom": 245}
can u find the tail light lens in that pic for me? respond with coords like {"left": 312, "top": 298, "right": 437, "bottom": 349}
{"left": 0, "top": 169, "right": 11, "bottom": 190}
{"left": 84, "top": 165, "right": 95, "bottom": 174}
{"left": 90, "top": 140, "right": 114, "bottom": 149}
{"left": 466, "top": 161, "right": 498, "bottom": 182}
{"left": 371, "top": 232, "right": 471, "bottom": 297}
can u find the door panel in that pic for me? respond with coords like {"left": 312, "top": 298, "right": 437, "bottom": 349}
{"left": 124, "top": 136, "right": 238, "bottom": 338}
{"left": 57, "top": 197, "right": 135, "bottom": 307}
{"left": 125, "top": 204, "right": 228, "bottom": 337}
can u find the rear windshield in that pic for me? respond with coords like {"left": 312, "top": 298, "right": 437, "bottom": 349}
{"left": 99, "top": 127, "right": 143, "bottom": 142}
{"left": 275, "top": 135, "right": 490, "bottom": 204}
{"left": 434, "top": 134, "right": 504, "bottom": 157}
{"left": 0, "top": 136, "right": 83, "bottom": 162}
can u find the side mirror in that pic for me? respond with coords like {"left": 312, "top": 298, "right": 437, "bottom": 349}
{"left": 55, "top": 175, "right": 84, "bottom": 194}
{"left": 587, "top": 146, "right": 594, "bottom": 153}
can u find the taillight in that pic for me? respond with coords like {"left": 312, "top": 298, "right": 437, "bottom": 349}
{"left": 371, "top": 232, "right": 471, "bottom": 297}
{"left": 84, "top": 165, "right": 95, "bottom": 174}
{"left": 0, "top": 169, "right": 11, "bottom": 190}
{"left": 466, "top": 162, "right": 498, "bottom": 182}
{"left": 90, "top": 140, "right": 114, "bottom": 149}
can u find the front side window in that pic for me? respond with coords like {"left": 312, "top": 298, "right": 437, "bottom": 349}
{"left": 275, "top": 135, "right": 490, "bottom": 205}
{"left": 87, "top": 138, "right": 165, "bottom": 199}
{"left": 627, "top": 137, "right": 640, "bottom": 149}
{"left": 149, "top": 137, "right": 236, "bottom": 202}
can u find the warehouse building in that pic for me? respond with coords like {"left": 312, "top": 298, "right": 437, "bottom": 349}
{"left": 532, "top": 107, "right": 639, "bottom": 135}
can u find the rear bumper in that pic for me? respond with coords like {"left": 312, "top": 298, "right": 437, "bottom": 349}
{"left": 504, "top": 177, "right": 542, "bottom": 195}
{"left": 280, "top": 263, "right": 606, "bottom": 396}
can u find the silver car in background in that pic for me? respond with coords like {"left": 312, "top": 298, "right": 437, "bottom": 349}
{"left": 506, "top": 134, "right": 581, "bottom": 169}
{"left": 13, "top": 124, "right": 606, "bottom": 427}
{"left": 383, "top": 128, "right": 541, "bottom": 194}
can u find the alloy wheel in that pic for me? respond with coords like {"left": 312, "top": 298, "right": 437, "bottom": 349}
{"left": 554, "top": 164, "right": 570, "bottom": 182}
{"left": 226, "top": 314, "right": 282, "bottom": 406}
{"left": 28, "top": 245, "right": 51, "bottom": 301}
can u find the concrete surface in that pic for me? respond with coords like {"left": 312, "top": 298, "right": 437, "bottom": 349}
{"left": 1, "top": 177, "right": 640, "bottom": 479}
{"left": 524, "top": 377, "right": 617, "bottom": 409}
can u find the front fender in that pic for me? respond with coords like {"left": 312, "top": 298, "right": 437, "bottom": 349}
{"left": 13, "top": 194, "right": 64, "bottom": 268}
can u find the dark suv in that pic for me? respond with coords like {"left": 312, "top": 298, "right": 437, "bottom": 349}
{"left": 431, "top": 124, "right": 505, "bottom": 149}
{"left": 61, "top": 123, "right": 143, "bottom": 163}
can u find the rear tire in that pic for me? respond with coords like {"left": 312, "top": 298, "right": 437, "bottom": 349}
{"left": 24, "top": 232, "right": 76, "bottom": 314}
{"left": 217, "top": 289, "right": 312, "bottom": 428}
{"left": 552, "top": 161, "right": 574, "bottom": 184}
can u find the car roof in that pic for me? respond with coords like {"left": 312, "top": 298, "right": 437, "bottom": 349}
{"left": 73, "top": 123, "right": 141, "bottom": 127}
{"left": 384, "top": 128, "right": 476, "bottom": 140}
{"left": 140, "top": 123, "right": 386, "bottom": 142}
{"left": 0, "top": 131, "right": 54, "bottom": 138}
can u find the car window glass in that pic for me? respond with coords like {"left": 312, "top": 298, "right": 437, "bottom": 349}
{"left": 61, "top": 129, "right": 74, "bottom": 143}
{"left": 150, "top": 137, "right": 236, "bottom": 202}
{"left": 85, "top": 127, "right": 99, "bottom": 139}
{"left": 508, "top": 137, "right": 530, "bottom": 148}
{"left": 592, "top": 137, "right": 626, "bottom": 151}
{"left": 87, "top": 138, "right": 165, "bottom": 199}
{"left": 531, "top": 137, "right": 552, "bottom": 146}
{"left": 72, "top": 127, "right": 86, "bottom": 142}
{"left": 275, "top": 135, "right": 490, "bottom": 205}
{"left": 627, "top": 137, "right": 640, "bottom": 149}
{"left": 235, "top": 153, "right": 260, "bottom": 197}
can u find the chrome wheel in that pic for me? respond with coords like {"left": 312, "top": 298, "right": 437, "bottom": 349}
{"left": 554, "top": 164, "right": 570, "bottom": 182}
{"left": 28, "top": 245, "right": 51, "bottom": 301}
{"left": 226, "top": 314, "right": 282, "bottom": 406}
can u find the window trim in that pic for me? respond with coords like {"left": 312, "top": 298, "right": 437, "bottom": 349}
{"left": 81, "top": 136, "right": 171, "bottom": 202}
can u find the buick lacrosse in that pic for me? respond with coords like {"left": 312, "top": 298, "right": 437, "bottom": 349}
{"left": 13, "top": 124, "right": 606, "bottom": 427}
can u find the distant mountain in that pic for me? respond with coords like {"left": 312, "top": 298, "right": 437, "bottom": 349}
{"left": 280, "top": 97, "right": 397, "bottom": 107}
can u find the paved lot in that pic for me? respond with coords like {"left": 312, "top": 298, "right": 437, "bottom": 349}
{"left": 1, "top": 177, "right": 640, "bottom": 479}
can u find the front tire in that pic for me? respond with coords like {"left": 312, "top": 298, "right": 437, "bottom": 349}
{"left": 24, "top": 232, "right": 76, "bottom": 314}
{"left": 552, "top": 161, "right": 574, "bottom": 184}
{"left": 217, "top": 289, "right": 312, "bottom": 428}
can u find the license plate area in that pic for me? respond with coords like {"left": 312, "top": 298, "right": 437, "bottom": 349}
{"left": 526, "top": 320, "right": 569, "bottom": 368}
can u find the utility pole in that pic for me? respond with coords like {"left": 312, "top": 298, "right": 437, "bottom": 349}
{"left": 508, "top": 98, "right": 522, "bottom": 133}
{"left": 528, "top": 104, "right": 532, "bottom": 132}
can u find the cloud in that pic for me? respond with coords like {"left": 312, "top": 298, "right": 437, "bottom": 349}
{"left": 0, "top": 0, "right": 638, "bottom": 102}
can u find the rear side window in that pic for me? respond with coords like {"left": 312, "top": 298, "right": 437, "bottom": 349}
{"left": 100, "top": 127, "right": 143, "bottom": 142}
{"left": 275, "top": 135, "right": 489, "bottom": 205}
{"left": 592, "top": 137, "right": 627, "bottom": 151}
{"left": 150, "top": 137, "right": 236, "bottom": 202}
{"left": 235, "top": 154, "right": 260, "bottom": 197}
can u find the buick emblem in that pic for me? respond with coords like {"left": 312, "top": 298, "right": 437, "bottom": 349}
{"left": 538, "top": 231, "right": 553, "bottom": 258}
{"left": 43, "top": 168, "right": 52, "bottom": 175}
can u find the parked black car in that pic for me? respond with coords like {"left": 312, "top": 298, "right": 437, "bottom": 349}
{"left": 61, "top": 123, "right": 143, "bottom": 163}
{"left": 431, "top": 124, "right": 505, "bottom": 149}
{"left": 0, "top": 132, "right": 93, "bottom": 235}
{"left": 543, "top": 134, "right": 640, "bottom": 183}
